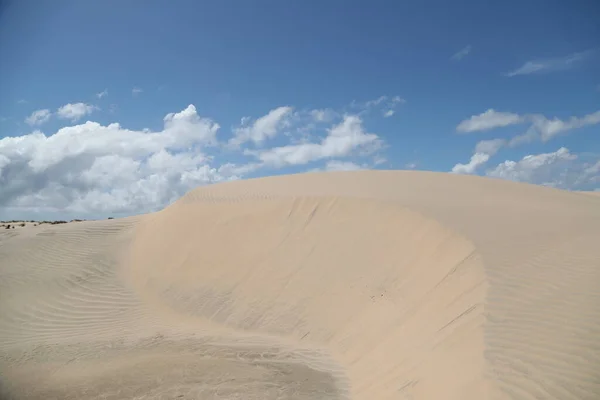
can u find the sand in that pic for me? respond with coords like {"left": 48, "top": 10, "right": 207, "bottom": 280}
{"left": 1, "top": 170, "right": 599, "bottom": 399}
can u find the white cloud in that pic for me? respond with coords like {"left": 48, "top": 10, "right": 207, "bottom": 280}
{"left": 457, "top": 109, "right": 525, "bottom": 133}
{"left": 529, "top": 111, "right": 600, "bottom": 142}
{"left": 451, "top": 139, "right": 506, "bottom": 175}
{"left": 507, "top": 127, "right": 537, "bottom": 147}
{"left": 254, "top": 115, "right": 381, "bottom": 167}
{"left": 381, "top": 96, "right": 405, "bottom": 117}
{"left": 507, "top": 62, "right": 545, "bottom": 76}
{"left": 132, "top": 87, "right": 143, "bottom": 96}
{"left": 161, "top": 105, "right": 219, "bottom": 147}
{"left": 0, "top": 105, "right": 229, "bottom": 217}
{"left": 451, "top": 45, "right": 472, "bottom": 61}
{"left": 506, "top": 50, "right": 595, "bottom": 77}
{"left": 325, "top": 160, "right": 366, "bottom": 171}
{"left": 458, "top": 109, "right": 600, "bottom": 147}
{"left": 373, "top": 155, "right": 387, "bottom": 165}
{"left": 17, "top": 99, "right": 28, "bottom": 105}
{"left": 216, "top": 162, "right": 262, "bottom": 177}
{"left": 229, "top": 106, "right": 293, "bottom": 147}
{"left": 353, "top": 95, "right": 405, "bottom": 116}
{"left": 405, "top": 162, "right": 417, "bottom": 169}
{"left": 503, "top": 110, "right": 600, "bottom": 145}
{"left": 310, "top": 109, "right": 336, "bottom": 122}
{"left": 0, "top": 154, "right": 10, "bottom": 176}
{"left": 57, "top": 103, "right": 97, "bottom": 122}
{"left": 25, "top": 109, "right": 52, "bottom": 126}
{"left": 96, "top": 89, "right": 108, "bottom": 99}
{"left": 584, "top": 160, "right": 600, "bottom": 176}
{"left": 474, "top": 138, "right": 506, "bottom": 155}
{"left": 1, "top": 101, "right": 390, "bottom": 219}
{"left": 488, "top": 147, "right": 576, "bottom": 181}
{"left": 364, "top": 96, "right": 387, "bottom": 108}
{"left": 451, "top": 152, "right": 490, "bottom": 174}
{"left": 485, "top": 147, "right": 598, "bottom": 189}
{"left": 453, "top": 108, "right": 600, "bottom": 177}
{"left": 307, "top": 160, "right": 369, "bottom": 173}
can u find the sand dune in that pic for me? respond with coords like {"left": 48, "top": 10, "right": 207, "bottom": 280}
{"left": 579, "top": 191, "right": 600, "bottom": 197}
{"left": 1, "top": 171, "right": 599, "bottom": 399}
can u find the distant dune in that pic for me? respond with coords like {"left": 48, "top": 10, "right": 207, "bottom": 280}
{"left": 579, "top": 191, "right": 600, "bottom": 197}
{"left": 1, "top": 171, "right": 599, "bottom": 399}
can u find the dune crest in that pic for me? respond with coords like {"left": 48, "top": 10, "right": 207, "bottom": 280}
{"left": 1, "top": 171, "right": 599, "bottom": 399}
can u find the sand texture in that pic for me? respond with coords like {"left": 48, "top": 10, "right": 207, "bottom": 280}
{"left": 1, "top": 170, "right": 599, "bottom": 399}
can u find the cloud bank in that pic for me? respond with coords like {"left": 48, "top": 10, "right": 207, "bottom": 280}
{"left": 0, "top": 101, "right": 387, "bottom": 219}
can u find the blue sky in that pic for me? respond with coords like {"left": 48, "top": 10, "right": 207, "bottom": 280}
{"left": 1, "top": 0, "right": 599, "bottom": 219}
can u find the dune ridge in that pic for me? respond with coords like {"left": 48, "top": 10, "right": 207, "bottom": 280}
{"left": 1, "top": 170, "right": 599, "bottom": 399}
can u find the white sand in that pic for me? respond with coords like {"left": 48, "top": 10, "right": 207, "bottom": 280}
{"left": 1, "top": 170, "right": 599, "bottom": 399}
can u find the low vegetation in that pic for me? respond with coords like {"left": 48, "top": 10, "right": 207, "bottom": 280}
{"left": 0, "top": 219, "right": 88, "bottom": 229}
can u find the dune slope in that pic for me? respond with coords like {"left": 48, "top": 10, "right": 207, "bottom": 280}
{"left": 1, "top": 171, "right": 599, "bottom": 399}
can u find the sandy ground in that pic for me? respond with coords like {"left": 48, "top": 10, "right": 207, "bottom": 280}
{"left": 1, "top": 170, "right": 599, "bottom": 399}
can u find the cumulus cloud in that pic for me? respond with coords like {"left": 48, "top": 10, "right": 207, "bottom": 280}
{"left": 458, "top": 109, "right": 600, "bottom": 148}
{"left": 229, "top": 106, "right": 293, "bottom": 147}
{"left": 529, "top": 111, "right": 600, "bottom": 142}
{"left": 132, "top": 87, "right": 143, "bottom": 96}
{"left": 487, "top": 147, "right": 576, "bottom": 182}
{"left": 0, "top": 105, "right": 230, "bottom": 217}
{"left": 452, "top": 139, "right": 506, "bottom": 174}
{"left": 454, "top": 109, "right": 600, "bottom": 182}
{"left": 57, "top": 103, "right": 97, "bottom": 122}
{"left": 96, "top": 89, "right": 108, "bottom": 99}
{"left": 501, "top": 110, "right": 600, "bottom": 145}
{"left": 25, "top": 109, "right": 52, "bottom": 126}
{"left": 485, "top": 147, "right": 600, "bottom": 189}
{"left": 253, "top": 115, "right": 381, "bottom": 167}
{"left": 451, "top": 152, "right": 490, "bottom": 174}
{"left": 451, "top": 45, "right": 472, "bottom": 61}
{"left": 457, "top": 109, "right": 525, "bottom": 133}
{"left": 1, "top": 102, "right": 389, "bottom": 218}
{"left": 506, "top": 50, "right": 595, "bottom": 77}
